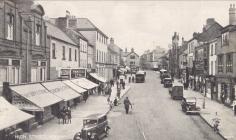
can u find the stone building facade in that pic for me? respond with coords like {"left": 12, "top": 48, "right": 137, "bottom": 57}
{"left": 0, "top": 0, "right": 48, "bottom": 85}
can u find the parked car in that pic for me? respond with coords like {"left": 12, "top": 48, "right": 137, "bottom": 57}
{"left": 163, "top": 78, "right": 172, "bottom": 88}
{"left": 181, "top": 97, "right": 201, "bottom": 115}
{"left": 161, "top": 73, "right": 171, "bottom": 84}
{"left": 73, "top": 113, "right": 110, "bottom": 140}
{"left": 170, "top": 85, "right": 183, "bottom": 100}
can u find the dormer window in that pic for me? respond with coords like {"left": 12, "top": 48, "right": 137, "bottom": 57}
{"left": 36, "top": 24, "right": 41, "bottom": 46}
{"left": 6, "top": 13, "right": 14, "bottom": 40}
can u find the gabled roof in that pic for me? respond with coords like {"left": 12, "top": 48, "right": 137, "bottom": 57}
{"left": 46, "top": 22, "right": 77, "bottom": 46}
{"left": 188, "top": 22, "right": 223, "bottom": 43}
{"left": 76, "top": 18, "right": 108, "bottom": 38}
{"left": 126, "top": 51, "right": 139, "bottom": 57}
{"left": 108, "top": 43, "right": 121, "bottom": 54}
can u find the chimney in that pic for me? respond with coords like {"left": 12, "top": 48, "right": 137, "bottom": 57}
{"left": 131, "top": 48, "right": 134, "bottom": 52}
{"left": 55, "top": 17, "right": 68, "bottom": 31}
{"left": 110, "top": 38, "right": 114, "bottom": 44}
{"left": 229, "top": 4, "right": 236, "bottom": 25}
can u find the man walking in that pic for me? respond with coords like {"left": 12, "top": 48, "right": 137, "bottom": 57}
{"left": 124, "top": 97, "right": 132, "bottom": 114}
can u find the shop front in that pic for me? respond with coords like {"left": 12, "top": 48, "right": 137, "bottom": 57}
{"left": 42, "top": 81, "right": 81, "bottom": 108}
{"left": 0, "top": 97, "right": 33, "bottom": 140}
{"left": 60, "top": 68, "right": 87, "bottom": 79}
{"left": 216, "top": 76, "right": 235, "bottom": 107}
{"left": 10, "top": 83, "right": 62, "bottom": 126}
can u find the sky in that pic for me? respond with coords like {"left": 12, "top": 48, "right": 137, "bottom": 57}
{"left": 36, "top": 0, "right": 232, "bottom": 55}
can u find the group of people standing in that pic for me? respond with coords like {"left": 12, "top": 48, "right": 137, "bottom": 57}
{"left": 58, "top": 106, "right": 72, "bottom": 124}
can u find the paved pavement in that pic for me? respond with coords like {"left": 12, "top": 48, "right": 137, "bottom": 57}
{"left": 26, "top": 78, "right": 131, "bottom": 140}
{"left": 180, "top": 82, "right": 236, "bottom": 140}
{"left": 107, "top": 71, "right": 223, "bottom": 140}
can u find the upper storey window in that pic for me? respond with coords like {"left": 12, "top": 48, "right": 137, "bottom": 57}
{"left": 6, "top": 13, "right": 14, "bottom": 40}
{"left": 36, "top": 24, "right": 41, "bottom": 46}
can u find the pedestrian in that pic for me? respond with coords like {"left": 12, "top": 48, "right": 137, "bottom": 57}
{"left": 67, "top": 106, "right": 72, "bottom": 124}
{"left": 108, "top": 85, "right": 112, "bottom": 96}
{"left": 84, "top": 92, "right": 88, "bottom": 102}
{"left": 129, "top": 76, "right": 131, "bottom": 83}
{"left": 114, "top": 97, "right": 118, "bottom": 106}
{"left": 122, "top": 81, "right": 125, "bottom": 89}
{"left": 123, "top": 97, "right": 132, "bottom": 114}
{"left": 98, "top": 83, "right": 102, "bottom": 95}
{"left": 62, "top": 106, "right": 67, "bottom": 124}
{"left": 107, "top": 96, "right": 110, "bottom": 104}
{"left": 233, "top": 100, "right": 236, "bottom": 116}
{"left": 132, "top": 76, "right": 134, "bottom": 83}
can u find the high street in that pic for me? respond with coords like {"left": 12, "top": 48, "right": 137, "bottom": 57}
{"left": 107, "top": 71, "right": 223, "bottom": 140}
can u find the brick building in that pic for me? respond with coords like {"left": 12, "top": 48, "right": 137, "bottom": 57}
{"left": 0, "top": 0, "right": 48, "bottom": 85}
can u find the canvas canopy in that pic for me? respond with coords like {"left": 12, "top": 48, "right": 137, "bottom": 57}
{"left": 0, "top": 97, "right": 33, "bottom": 131}
{"left": 42, "top": 81, "right": 81, "bottom": 101}
{"left": 71, "top": 78, "right": 98, "bottom": 90}
{"left": 62, "top": 80, "right": 87, "bottom": 94}
{"left": 89, "top": 73, "right": 107, "bottom": 83}
{"left": 11, "top": 83, "right": 62, "bottom": 109}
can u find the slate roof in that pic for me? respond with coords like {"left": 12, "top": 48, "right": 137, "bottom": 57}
{"left": 46, "top": 22, "right": 77, "bottom": 46}
{"left": 188, "top": 22, "right": 223, "bottom": 43}
{"left": 76, "top": 18, "right": 108, "bottom": 38}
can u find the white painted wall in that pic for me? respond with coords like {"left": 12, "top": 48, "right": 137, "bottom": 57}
{"left": 209, "top": 41, "right": 217, "bottom": 75}
{"left": 50, "top": 39, "right": 79, "bottom": 80}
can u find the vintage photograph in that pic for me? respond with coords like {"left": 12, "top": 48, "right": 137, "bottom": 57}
{"left": 0, "top": 0, "right": 235, "bottom": 140}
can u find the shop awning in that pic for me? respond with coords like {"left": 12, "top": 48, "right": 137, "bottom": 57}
{"left": 42, "top": 81, "right": 81, "bottom": 102}
{"left": 0, "top": 97, "right": 33, "bottom": 131}
{"left": 71, "top": 78, "right": 98, "bottom": 90}
{"left": 89, "top": 73, "right": 107, "bottom": 83}
{"left": 11, "top": 83, "right": 62, "bottom": 109}
{"left": 62, "top": 80, "right": 87, "bottom": 94}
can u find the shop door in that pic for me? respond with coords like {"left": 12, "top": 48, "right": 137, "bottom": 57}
{"left": 31, "top": 68, "right": 37, "bottom": 82}
{"left": 0, "top": 68, "right": 7, "bottom": 85}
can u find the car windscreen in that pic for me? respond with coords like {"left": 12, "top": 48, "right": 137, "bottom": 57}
{"left": 84, "top": 119, "right": 97, "bottom": 126}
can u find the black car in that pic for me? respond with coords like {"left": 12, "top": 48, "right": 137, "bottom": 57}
{"left": 181, "top": 97, "right": 201, "bottom": 115}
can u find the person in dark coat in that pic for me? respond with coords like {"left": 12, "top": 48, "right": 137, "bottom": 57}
{"left": 129, "top": 77, "right": 131, "bottom": 83}
{"left": 132, "top": 76, "right": 135, "bottom": 83}
{"left": 123, "top": 97, "right": 132, "bottom": 114}
{"left": 122, "top": 81, "right": 125, "bottom": 89}
{"left": 67, "top": 107, "right": 72, "bottom": 124}
{"left": 114, "top": 97, "right": 118, "bottom": 106}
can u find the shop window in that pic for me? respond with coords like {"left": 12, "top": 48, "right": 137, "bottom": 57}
{"left": 218, "top": 55, "right": 224, "bottom": 73}
{"left": 52, "top": 43, "right": 56, "bottom": 59}
{"left": 226, "top": 53, "right": 233, "bottom": 73}
{"left": 69, "top": 48, "right": 72, "bottom": 61}
{"left": 6, "top": 13, "right": 14, "bottom": 40}
{"left": 36, "top": 24, "right": 41, "bottom": 46}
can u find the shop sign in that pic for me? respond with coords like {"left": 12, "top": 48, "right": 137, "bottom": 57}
{"left": 12, "top": 60, "right": 20, "bottom": 66}
{"left": 0, "top": 59, "right": 9, "bottom": 66}
{"left": 12, "top": 94, "right": 38, "bottom": 110}
{"left": 71, "top": 69, "right": 86, "bottom": 78}
{"left": 50, "top": 86, "right": 68, "bottom": 93}
{"left": 41, "top": 61, "right": 46, "bottom": 66}
{"left": 61, "top": 69, "right": 70, "bottom": 78}
{"left": 31, "top": 61, "right": 38, "bottom": 67}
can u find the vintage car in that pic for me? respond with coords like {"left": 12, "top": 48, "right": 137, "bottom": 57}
{"left": 181, "top": 97, "right": 201, "bottom": 115}
{"left": 170, "top": 84, "right": 183, "bottom": 100}
{"left": 73, "top": 113, "right": 110, "bottom": 140}
{"left": 163, "top": 78, "right": 172, "bottom": 88}
{"left": 161, "top": 73, "right": 171, "bottom": 84}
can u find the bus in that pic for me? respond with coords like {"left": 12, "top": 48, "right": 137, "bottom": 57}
{"left": 135, "top": 71, "right": 146, "bottom": 83}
